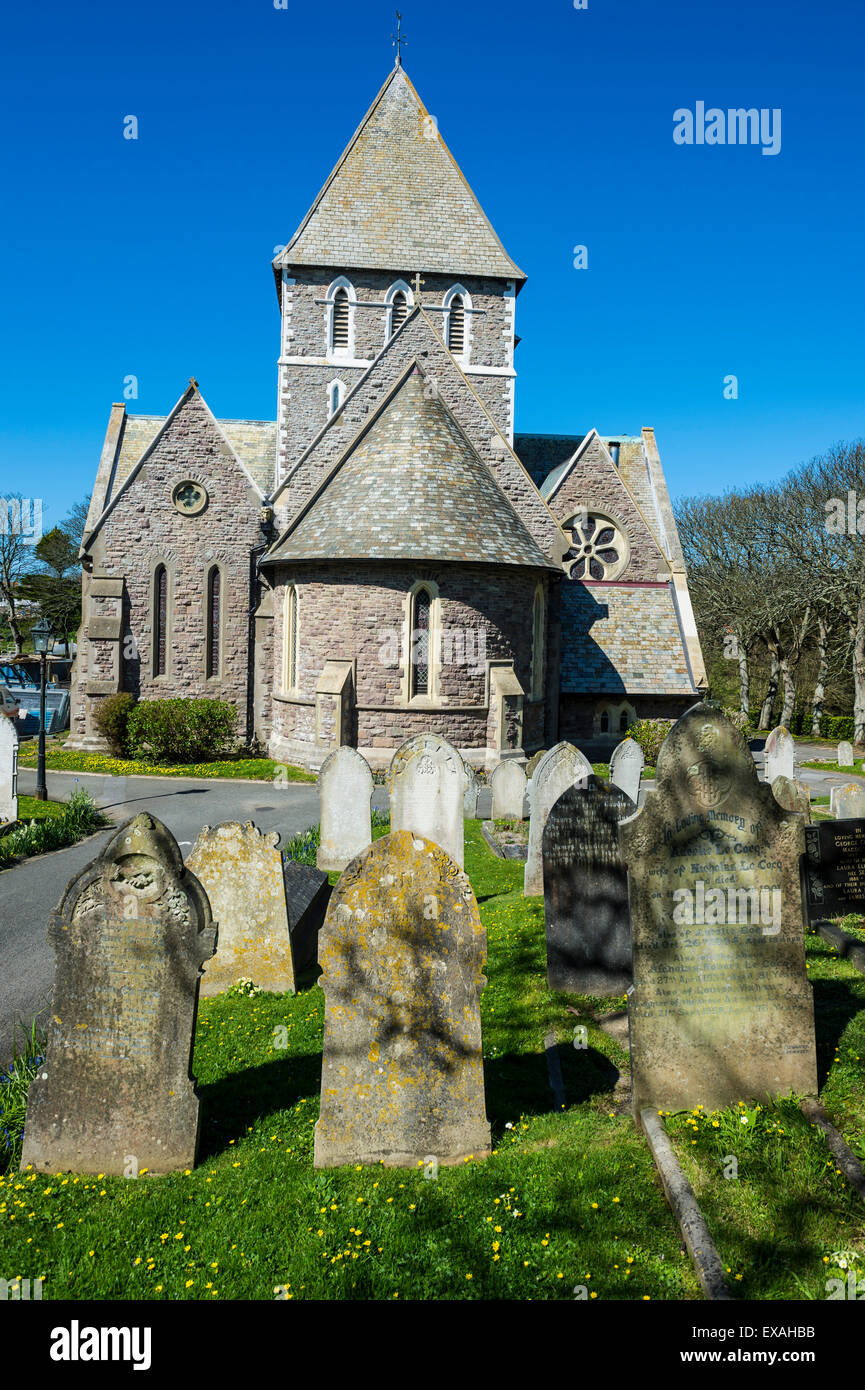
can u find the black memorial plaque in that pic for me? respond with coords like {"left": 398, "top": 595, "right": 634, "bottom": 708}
{"left": 801, "top": 820, "right": 865, "bottom": 923}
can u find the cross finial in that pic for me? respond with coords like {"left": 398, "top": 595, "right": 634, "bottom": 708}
{"left": 412, "top": 270, "right": 424, "bottom": 302}
{"left": 392, "top": 11, "right": 406, "bottom": 66}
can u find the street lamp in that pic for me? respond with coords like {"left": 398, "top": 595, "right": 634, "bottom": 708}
{"left": 31, "top": 617, "right": 55, "bottom": 802}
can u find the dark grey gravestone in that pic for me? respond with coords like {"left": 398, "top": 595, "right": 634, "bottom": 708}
{"left": 20, "top": 813, "right": 215, "bottom": 1175}
{"left": 283, "top": 860, "right": 331, "bottom": 973}
{"left": 542, "top": 775, "right": 636, "bottom": 995}
{"left": 801, "top": 820, "right": 865, "bottom": 924}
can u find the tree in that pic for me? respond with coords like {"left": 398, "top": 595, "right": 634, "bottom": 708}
{"left": 0, "top": 493, "right": 33, "bottom": 656}
{"left": 19, "top": 526, "right": 82, "bottom": 652}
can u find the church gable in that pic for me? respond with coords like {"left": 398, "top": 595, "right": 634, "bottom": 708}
{"left": 271, "top": 307, "right": 562, "bottom": 561}
{"left": 274, "top": 67, "right": 524, "bottom": 282}
{"left": 544, "top": 429, "right": 670, "bottom": 583}
{"left": 266, "top": 367, "right": 554, "bottom": 570}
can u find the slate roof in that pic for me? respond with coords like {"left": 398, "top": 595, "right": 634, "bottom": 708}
{"left": 559, "top": 581, "right": 698, "bottom": 694}
{"left": 102, "top": 412, "right": 276, "bottom": 508}
{"left": 274, "top": 67, "right": 524, "bottom": 282}
{"left": 266, "top": 368, "right": 555, "bottom": 569}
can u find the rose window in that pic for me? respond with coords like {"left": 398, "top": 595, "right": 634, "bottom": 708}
{"left": 172, "top": 480, "right": 208, "bottom": 515}
{"left": 564, "top": 513, "right": 627, "bottom": 580}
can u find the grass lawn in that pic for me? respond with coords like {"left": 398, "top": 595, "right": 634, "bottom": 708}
{"left": 14, "top": 796, "right": 68, "bottom": 825}
{"left": 2, "top": 824, "right": 863, "bottom": 1301}
{"left": 16, "top": 742, "right": 315, "bottom": 784}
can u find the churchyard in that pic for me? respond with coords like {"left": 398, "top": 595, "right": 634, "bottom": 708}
{"left": 2, "top": 710, "right": 865, "bottom": 1306}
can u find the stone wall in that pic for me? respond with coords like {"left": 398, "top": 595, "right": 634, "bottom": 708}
{"left": 267, "top": 560, "right": 547, "bottom": 767}
{"left": 69, "top": 392, "right": 265, "bottom": 750}
{"left": 277, "top": 269, "right": 517, "bottom": 476}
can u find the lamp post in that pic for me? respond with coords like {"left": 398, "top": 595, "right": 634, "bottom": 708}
{"left": 31, "top": 617, "right": 55, "bottom": 802}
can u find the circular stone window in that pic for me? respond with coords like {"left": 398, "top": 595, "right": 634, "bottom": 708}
{"left": 564, "top": 512, "right": 628, "bottom": 581}
{"left": 172, "top": 480, "right": 208, "bottom": 515}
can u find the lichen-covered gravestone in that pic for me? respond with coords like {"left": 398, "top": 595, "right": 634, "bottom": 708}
{"left": 20, "top": 814, "right": 215, "bottom": 1175}
{"left": 316, "top": 746, "right": 373, "bottom": 872}
{"left": 621, "top": 704, "right": 817, "bottom": 1116}
{"left": 490, "top": 761, "right": 527, "bottom": 821}
{"left": 525, "top": 749, "right": 547, "bottom": 780}
{"left": 187, "top": 821, "right": 295, "bottom": 995}
{"left": 831, "top": 784, "right": 865, "bottom": 820}
{"left": 838, "top": 741, "right": 855, "bottom": 769}
{"left": 0, "top": 715, "right": 18, "bottom": 827}
{"left": 771, "top": 775, "right": 811, "bottom": 824}
{"left": 388, "top": 734, "right": 465, "bottom": 867}
{"left": 764, "top": 725, "right": 795, "bottom": 782}
{"left": 542, "top": 775, "right": 636, "bottom": 994}
{"left": 609, "top": 736, "right": 645, "bottom": 804}
{"left": 314, "top": 830, "right": 491, "bottom": 1168}
{"left": 524, "top": 742, "right": 593, "bottom": 895}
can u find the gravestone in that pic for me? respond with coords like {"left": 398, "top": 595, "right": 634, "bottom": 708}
{"left": 0, "top": 716, "right": 18, "bottom": 826}
{"left": 620, "top": 703, "right": 817, "bottom": 1116}
{"left": 524, "top": 742, "right": 593, "bottom": 895}
{"left": 490, "top": 760, "right": 527, "bottom": 821}
{"left": 838, "top": 741, "right": 855, "bottom": 769}
{"left": 283, "top": 860, "right": 330, "bottom": 974}
{"left": 187, "top": 821, "right": 295, "bottom": 996}
{"left": 609, "top": 736, "right": 645, "bottom": 804}
{"left": 20, "top": 813, "right": 215, "bottom": 1175}
{"left": 764, "top": 725, "right": 795, "bottom": 782}
{"left": 314, "top": 830, "right": 491, "bottom": 1168}
{"left": 316, "top": 746, "right": 373, "bottom": 872}
{"left": 831, "top": 783, "right": 865, "bottom": 820}
{"left": 389, "top": 734, "right": 465, "bottom": 867}
{"left": 542, "top": 775, "right": 636, "bottom": 994}
{"left": 801, "top": 820, "right": 865, "bottom": 924}
{"left": 463, "top": 766, "right": 481, "bottom": 818}
{"left": 771, "top": 775, "right": 811, "bottom": 824}
{"left": 525, "top": 749, "right": 547, "bottom": 780}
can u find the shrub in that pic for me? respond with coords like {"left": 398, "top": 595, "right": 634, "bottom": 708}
{"left": 722, "top": 706, "right": 752, "bottom": 735}
{"left": 628, "top": 718, "right": 674, "bottom": 767}
{"left": 0, "top": 789, "right": 104, "bottom": 865}
{"left": 819, "top": 714, "right": 855, "bottom": 742}
{"left": 125, "top": 698, "right": 238, "bottom": 764}
{"left": 0, "top": 1021, "right": 46, "bottom": 1174}
{"left": 93, "top": 691, "right": 136, "bottom": 755}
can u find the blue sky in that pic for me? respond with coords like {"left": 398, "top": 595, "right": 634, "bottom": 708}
{"left": 2, "top": 0, "right": 863, "bottom": 530}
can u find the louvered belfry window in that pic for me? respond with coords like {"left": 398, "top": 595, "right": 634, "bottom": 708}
{"left": 332, "top": 289, "right": 350, "bottom": 350}
{"left": 448, "top": 296, "right": 465, "bottom": 354}
{"left": 207, "top": 568, "right": 220, "bottom": 678}
{"left": 391, "top": 291, "right": 407, "bottom": 334}
{"left": 154, "top": 565, "right": 167, "bottom": 676}
{"left": 411, "top": 589, "right": 431, "bottom": 697}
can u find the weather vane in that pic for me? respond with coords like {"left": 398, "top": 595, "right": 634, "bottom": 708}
{"left": 392, "top": 11, "right": 406, "bottom": 66}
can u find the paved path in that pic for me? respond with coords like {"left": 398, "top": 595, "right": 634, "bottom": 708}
{"left": 1, "top": 769, "right": 320, "bottom": 1069}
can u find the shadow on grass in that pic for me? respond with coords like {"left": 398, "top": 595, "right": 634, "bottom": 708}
{"left": 197, "top": 1049, "right": 322, "bottom": 1160}
{"left": 485, "top": 1045, "right": 620, "bottom": 1129}
{"left": 811, "top": 975, "right": 864, "bottom": 1088}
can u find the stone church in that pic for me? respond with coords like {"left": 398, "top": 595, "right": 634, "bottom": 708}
{"left": 69, "top": 63, "right": 706, "bottom": 770}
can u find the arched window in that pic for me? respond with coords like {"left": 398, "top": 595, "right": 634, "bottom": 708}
{"left": 153, "top": 565, "right": 168, "bottom": 677}
{"left": 283, "top": 585, "right": 298, "bottom": 692}
{"left": 410, "top": 587, "right": 431, "bottom": 697}
{"left": 531, "top": 585, "right": 545, "bottom": 700}
{"left": 447, "top": 295, "right": 465, "bottom": 354}
{"left": 327, "top": 380, "right": 346, "bottom": 418}
{"left": 206, "top": 567, "right": 221, "bottom": 678}
{"left": 331, "top": 288, "right": 350, "bottom": 353}
{"left": 619, "top": 710, "right": 629, "bottom": 733}
{"left": 600, "top": 709, "right": 610, "bottom": 734}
